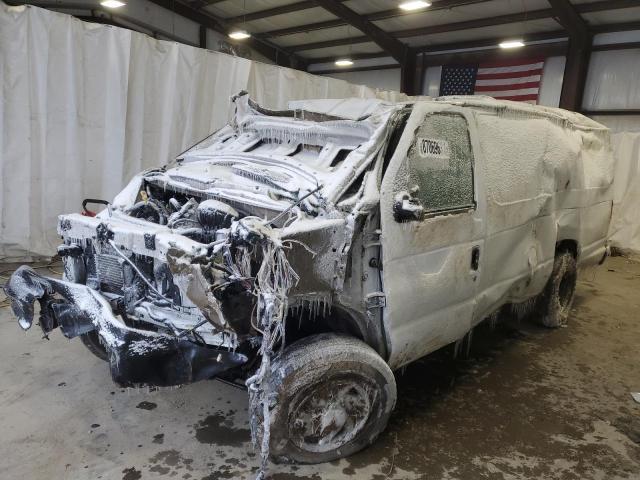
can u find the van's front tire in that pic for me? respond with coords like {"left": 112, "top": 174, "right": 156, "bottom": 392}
{"left": 265, "top": 333, "right": 396, "bottom": 464}
{"left": 535, "top": 250, "right": 577, "bottom": 328}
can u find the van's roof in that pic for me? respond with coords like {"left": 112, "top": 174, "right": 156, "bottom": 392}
{"left": 287, "top": 95, "right": 607, "bottom": 132}
{"left": 434, "top": 95, "right": 608, "bottom": 132}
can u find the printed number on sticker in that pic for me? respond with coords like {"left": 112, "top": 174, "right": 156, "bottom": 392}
{"left": 417, "top": 137, "right": 450, "bottom": 169}
{"left": 418, "top": 138, "right": 450, "bottom": 160}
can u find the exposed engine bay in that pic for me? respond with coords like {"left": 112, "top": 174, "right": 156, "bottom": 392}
{"left": 6, "top": 92, "right": 404, "bottom": 385}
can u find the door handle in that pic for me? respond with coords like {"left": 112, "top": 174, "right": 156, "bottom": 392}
{"left": 471, "top": 246, "right": 480, "bottom": 271}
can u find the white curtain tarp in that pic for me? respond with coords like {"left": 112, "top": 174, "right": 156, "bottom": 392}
{"left": 608, "top": 131, "right": 640, "bottom": 253}
{"left": 0, "top": 3, "right": 405, "bottom": 260}
{"left": 585, "top": 49, "right": 640, "bottom": 254}
{"left": 584, "top": 50, "right": 640, "bottom": 111}
{"left": 592, "top": 117, "right": 640, "bottom": 254}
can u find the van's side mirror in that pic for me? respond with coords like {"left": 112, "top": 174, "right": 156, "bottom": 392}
{"left": 393, "top": 190, "right": 424, "bottom": 222}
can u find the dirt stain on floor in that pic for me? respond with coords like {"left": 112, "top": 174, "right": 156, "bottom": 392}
{"left": 194, "top": 413, "right": 250, "bottom": 447}
{"left": 147, "top": 449, "right": 195, "bottom": 476}
{"left": 136, "top": 401, "right": 157, "bottom": 410}
{"left": 121, "top": 467, "right": 142, "bottom": 480}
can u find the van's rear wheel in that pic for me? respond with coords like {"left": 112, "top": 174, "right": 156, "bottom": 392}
{"left": 79, "top": 331, "right": 109, "bottom": 361}
{"left": 536, "top": 250, "right": 577, "bottom": 328}
{"left": 266, "top": 334, "right": 396, "bottom": 464}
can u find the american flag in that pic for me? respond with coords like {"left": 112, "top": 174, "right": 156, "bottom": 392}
{"left": 439, "top": 58, "right": 545, "bottom": 104}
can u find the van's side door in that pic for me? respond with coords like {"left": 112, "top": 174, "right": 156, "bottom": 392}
{"left": 380, "top": 103, "right": 485, "bottom": 369}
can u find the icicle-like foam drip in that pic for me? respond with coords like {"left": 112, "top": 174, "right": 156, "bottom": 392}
{"left": 236, "top": 220, "right": 299, "bottom": 480}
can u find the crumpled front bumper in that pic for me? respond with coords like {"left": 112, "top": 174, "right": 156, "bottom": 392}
{"left": 4, "top": 266, "right": 247, "bottom": 387}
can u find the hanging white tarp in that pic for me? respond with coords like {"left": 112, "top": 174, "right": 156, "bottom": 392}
{"left": 609, "top": 132, "right": 640, "bottom": 253}
{"left": 0, "top": 3, "right": 405, "bottom": 260}
{"left": 585, "top": 50, "right": 640, "bottom": 254}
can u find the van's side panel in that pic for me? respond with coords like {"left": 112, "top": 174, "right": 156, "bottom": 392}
{"left": 381, "top": 99, "right": 614, "bottom": 370}
{"left": 472, "top": 108, "right": 614, "bottom": 321}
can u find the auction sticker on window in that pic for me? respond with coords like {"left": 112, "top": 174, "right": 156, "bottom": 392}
{"left": 417, "top": 137, "right": 451, "bottom": 169}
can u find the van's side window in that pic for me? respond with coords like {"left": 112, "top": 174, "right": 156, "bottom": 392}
{"left": 407, "top": 113, "right": 475, "bottom": 214}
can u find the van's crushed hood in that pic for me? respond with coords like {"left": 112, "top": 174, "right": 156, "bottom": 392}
{"left": 142, "top": 154, "right": 321, "bottom": 215}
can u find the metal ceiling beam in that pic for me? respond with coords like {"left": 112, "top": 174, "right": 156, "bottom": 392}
{"left": 312, "top": 0, "right": 419, "bottom": 93}
{"left": 145, "top": 0, "right": 304, "bottom": 67}
{"left": 592, "top": 21, "right": 640, "bottom": 33}
{"left": 421, "top": 30, "right": 569, "bottom": 54}
{"left": 547, "top": 0, "right": 591, "bottom": 111}
{"left": 400, "top": 49, "right": 421, "bottom": 96}
{"left": 306, "top": 30, "right": 570, "bottom": 65}
{"left": 225, "top": 1, "right": 344, "bottom": 24}
{"left": 420, "top": 41, "right": 569, "bottom": 67}
{"left": 311, "top": 38, "right": 640, "bottom": 73}
{"left": 307, "top": 52, "right": 398, "bottom": 65}
{"left": 548, "top": 0, "right": 589, "bottom": 37}
{"left": 264, "top": 0, "right": 636, "bottom": 39}
{"left": 263, "top": 18, "right": 346, "bottom": 38}
{"left": 263, "top": 0, "right": 492, "bottom": 38}
{"left": 392, "top": 8, "right": 555, "bottom": 38}
{"left": 290, "top": 8, "right": 554, "bottom": 52}
{"left": 311, "top": 41, "right": 571, "bottom": 75}
{"left": 592, "top": 41, "right": 640, "bottom": 52}
{"left": 287, "top": 0, "right": 637, "bottom": 53}
{"left": 304, "top": 18, "right": 640, "bottom": 66}
{"left": 312, "top": 0, "right": 408, "bottom": 63}
{"left": 291, "top": 36, "right": 370, "bottom": 52}
{"left": 576, "top": 0, "right": 640, "bottom": 14}
{"left": 312, "top": 64, "right": 401, "bottom": 75}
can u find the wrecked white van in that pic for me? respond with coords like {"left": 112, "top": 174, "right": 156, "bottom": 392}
{"left": 5, "top": 92, "right": 614, "bottom": 467}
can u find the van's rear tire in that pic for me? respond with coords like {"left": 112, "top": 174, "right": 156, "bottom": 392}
{"left": 535, "top": 250, "right": 577, "bottom": 328}
{"left": 265, "top": 333, "right": 396, "bottom": 464}
{"left": 79, "top": 331, "right": 109, "bottom": 361}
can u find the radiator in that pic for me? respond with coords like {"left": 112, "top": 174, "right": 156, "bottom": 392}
{"left": 95, "top": 253, "right": 124, "bottom": 292}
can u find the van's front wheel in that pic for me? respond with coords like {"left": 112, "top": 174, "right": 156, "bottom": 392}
{"left": 266, "top": 334, "right": 396, "bottom": 464}
{"left": 536, "top": 250, "right": 577, "bottom": 328}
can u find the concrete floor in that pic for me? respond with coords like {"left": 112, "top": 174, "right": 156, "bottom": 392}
{"left": 0, "top": 256, "right": 639, "bottom": 480}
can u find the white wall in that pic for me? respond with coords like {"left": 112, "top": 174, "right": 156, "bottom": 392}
{"left": 584, "top": 49, "right": 640, "bottom": 111}
{"left": 325, "top": 68, "right": 401, "bottom": 92}
{"left": 308, "top": 57, "right": 401, "bottom": 92}
{"left": 538, "top": 56, "right": 566, "bottom": 108}
{"left": 423, "top": 65, "right": 442, "bottom": 98}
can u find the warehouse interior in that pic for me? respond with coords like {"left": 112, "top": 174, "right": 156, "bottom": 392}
{"left": 1, "top": 1, "right": 639, "bottom": 479}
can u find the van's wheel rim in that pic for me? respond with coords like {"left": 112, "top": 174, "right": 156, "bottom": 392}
{"left": 289, "top": 375, "right": 374, "bottom": 454}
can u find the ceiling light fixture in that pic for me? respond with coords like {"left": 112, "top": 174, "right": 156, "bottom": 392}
{"left": 100, "top": 0, "right": 126, "bottom": 8}
{"left": 399, "top": 1, "right": 432, "bottom": 11}
{"left": 499, "top": 39, "right": 525, "bottom": 49}
{"left": 335, "top": 59, "right": 354, "bottom": 67}
{"left": 228, "top": 30, "right": 251, "bottom": 40}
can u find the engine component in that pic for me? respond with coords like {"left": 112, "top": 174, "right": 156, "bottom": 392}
{"left": 127, "top": 199, "right": 168, "bottom": 224}
{"left": 197, "top": 199, "right": 240, "bottom": 229}
{"left": 167, "top": 198, "right": 199, "bottom": 229}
